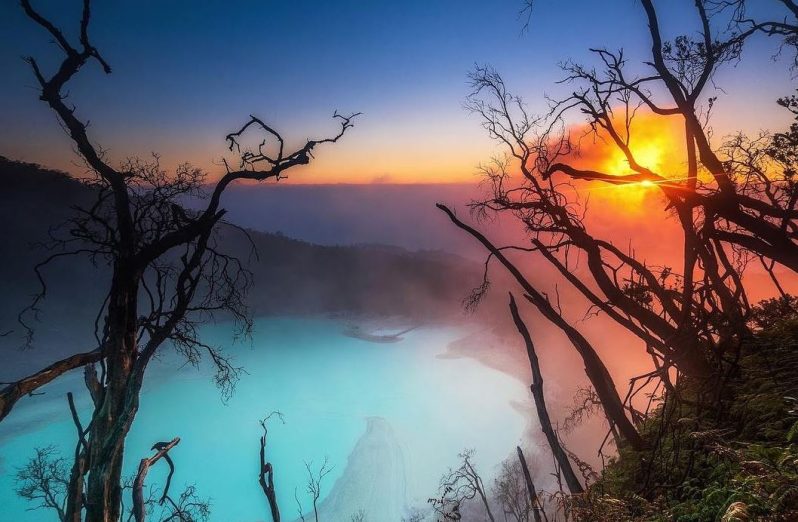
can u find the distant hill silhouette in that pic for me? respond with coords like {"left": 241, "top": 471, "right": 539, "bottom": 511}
{"left": 0, "top": 157, "right": 480, "bottom": 376}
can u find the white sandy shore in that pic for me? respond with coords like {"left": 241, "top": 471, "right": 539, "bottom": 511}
{"left": 438, "top": 327, "right": 532, "bottom": 384}
{"left": 441, "top": 329, "right": 557, "bottom": 490}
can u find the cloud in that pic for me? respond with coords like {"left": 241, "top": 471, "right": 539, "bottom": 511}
{"left": 370, "top": 173, "right": 393, "bottom": 184}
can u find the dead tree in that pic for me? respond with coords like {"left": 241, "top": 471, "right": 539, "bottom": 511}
{"left": 433, "top": 449, "right": 496, "bottom": 522}
{"left": 706, "top": 0, "right": 798, "bottom": 67}
{"left": 14, "top": 392, "right": 90, "bottom": 522}
{"left": 433, "top": 2, "right": 798, "bottom": 506}
{"left": 259, "top": 411, "right": 285, "bottom": 522}
{"left": 541, "top": 0, "right": 798, "bottom": 329}
{"left": 294, "top": 488, "right": 307, "bottom": 522}
{"left": 0, "top": 2, "right": 357, "bottom": 521}
{"left": 442, "top": 45, "right": 796, "bottom": 429}
{"left": 460, "top": 66, "right": 717, "bottom": 381}
{"left": 15, "top": 446, "right": 69, "bottom": 521}
{"left": 492, "top": 456, "right": 539, "bottom": 522}
{"left": 516, "top": 446, "right": 544, "bottom": 522}
{"left": 508, "top": 294, "right": 583, "bottom": 494}
{"left": 492, "top": 461, "right": 528, "bottom": 522}
{"left": 444, "top": 2, "right": 798, "bottom": 420}
{"left": 132, "top": 438, "right": 181, "bottom": 522}
{"left": 0, "top": 349, "right": 102, "bottom": 420}
{"left": 438, "top": 204, "right": 644, "bottom": 450}
{"left": 158, "top": 485, "right": 211, "bottom": 522}
{"left": 122, "top": 477, "right": 209, "bottom": 522}
{"left": 304, "top": 458, "right": 333, "bottom": 522}
{"left": 561, "top": 387, "right": 607, "bottom": 436}
{"left": 546, "top": 0, "right": 798, "bottom": 275}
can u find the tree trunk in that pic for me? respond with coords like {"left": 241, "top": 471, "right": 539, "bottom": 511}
{"left": 65, "top": 393, "right": 88, "bottom": 522}
{"left": 466, "top": 459, "right": 495, "bottom": 522}
{"left": 85, "top": 435, "right": 128, "bottom": 522}
{"left": 84, "top": 268, "right": 140, "bottom": 522}
{"left": 516, "top": 446, "right": 543, "bottom": 522}
{"left": 260, "top": 430, "right": 280, "bottom": 522}
{"left": 65, "top": 451, "right": 86, "bottom": 522}
{"left": 525, "top": 291, "right": 646, "bottom": 450}
{"left": 509, "top": 294, "right": 584, "bottom": 494}
{"left": 261, "top": 470, "right": 280, "bottom": 522}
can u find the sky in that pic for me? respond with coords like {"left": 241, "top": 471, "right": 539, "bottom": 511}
{"left": 0, "top": 0, "right": 795, "bottom": 184}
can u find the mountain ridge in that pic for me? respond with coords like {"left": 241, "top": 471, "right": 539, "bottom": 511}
{"left": 0, "top": 156, "right": 480, "bottom": 377}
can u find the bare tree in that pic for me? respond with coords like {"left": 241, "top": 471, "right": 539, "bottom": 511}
{"left": 561, "top": 388, "right": 604, "bottom": 436}
{"left": 121, "top": 475, "right": 209, "bottom": 522}
{"left": 431, "top": 449, "right": 496, "bottom": 522}
{"left": 259, "top": 411, "right": 285, "bottom": 522}
{"left": 434, "top": 0, "right": 798, "bottom": 512}
{"left": 547, "top": 0, "right": 798, "bottom": 277}
{"left": 0, "top": 2, "right": 356, "bottom": 520}
{"left": 441, "top": 1, "right": 798, "bottom": 425}
{"left": 15, "top": 446, "right": 70, "bottom": 521}
{"left": 157, "top": 485, "right": 211, "bottom": 522}
{"left": 435, "top": 6, "right": 798, "bottom": 445}
{"left": 454, "top": 64, "right": 719, "bottom": 381}
{"left": 14, "top": 392, "right": 89, "bottom": 522}
{"left": 538, "top": 0, "right": 798, "bottom": 343}
{"left": 492, "top": 458, "right": 533, "bottom": 522}
{"left": 120, "top": 475, "right": 154, "bottom": 521}
{"left": 65, "top": 391, "right": 90, "bottom": 522}
{"left": 131, "top": 463, "right": 204, "bottom": 522}
{"left": 303, "top": 458, "right": 333, "bottom": 522}
{"left": 294, "top": 488, "right": 307, "bottom": 522}
{"left": 706, "top": 0, "right": 798, "bottom": 68}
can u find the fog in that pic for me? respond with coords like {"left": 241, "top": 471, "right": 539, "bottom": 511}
{"left": 6, "top": 163, "right": 796, "bottom": 520}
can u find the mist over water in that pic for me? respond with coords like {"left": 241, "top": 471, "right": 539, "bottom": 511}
{"left": 0, "top": 318, "right": 530, "bottom": 521}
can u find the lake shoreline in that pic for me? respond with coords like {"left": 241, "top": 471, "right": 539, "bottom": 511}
{"left": 438, "top": 327, "right": 532, "bottom": 385}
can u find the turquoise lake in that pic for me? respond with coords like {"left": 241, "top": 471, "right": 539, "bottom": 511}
{"left": 0, "top": 318, "right": 531, "bottom": 521}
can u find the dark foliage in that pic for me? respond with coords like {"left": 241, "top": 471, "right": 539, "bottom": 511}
{"left": 574, "top": 305, "right": 798, "bottom": 521}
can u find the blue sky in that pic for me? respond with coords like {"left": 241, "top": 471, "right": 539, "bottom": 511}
{"left": 0, "top": 0, "right": 794, "bottom": 182}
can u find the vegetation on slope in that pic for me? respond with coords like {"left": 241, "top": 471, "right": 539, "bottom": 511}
{"left": 569, "top": 298, "right": 798, "bottom": 521}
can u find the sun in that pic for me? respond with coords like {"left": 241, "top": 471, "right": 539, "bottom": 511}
{"left": 568, "top": 112, "right": 688, "bottom": 210}
{"left": 589, "top": 141, "right": 666, "bottom": 207}
{"left": 604, "top": 142, "right": 665, "bottom": 176}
